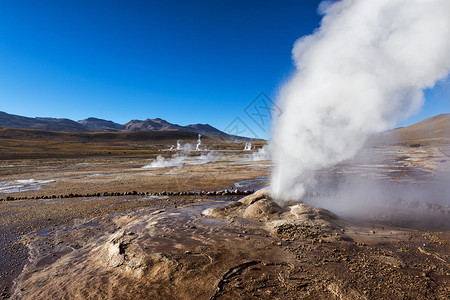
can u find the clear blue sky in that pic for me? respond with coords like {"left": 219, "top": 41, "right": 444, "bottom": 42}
{"left": 0, "top": 1, "right": 448, "bottom": 138}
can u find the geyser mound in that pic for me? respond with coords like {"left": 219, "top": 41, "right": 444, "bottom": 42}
{"left": 203, "top": 188, "right": 340, "bottom": 234}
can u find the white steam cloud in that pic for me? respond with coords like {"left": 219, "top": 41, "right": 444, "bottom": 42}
{"left": 243, "top": 145, "right": 271, "bottom": 161}
{"left": 142, "top": 151, "right": 221, "bottom": 168}
{"left": 271, "top": 0, "right": 450, "bottom": 201}
{"left": 304, "top": 176, "right": 450, "bottom": 230}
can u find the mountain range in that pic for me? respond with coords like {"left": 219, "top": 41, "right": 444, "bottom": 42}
{"left": 0, "top": 111, "right": 250, "bottom": 141}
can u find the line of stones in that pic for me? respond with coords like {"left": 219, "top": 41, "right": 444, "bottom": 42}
{"left": 0, "top": 188, "right": 256, "bottom": 202}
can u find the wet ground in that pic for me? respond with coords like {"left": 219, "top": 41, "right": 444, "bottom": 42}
{"left": 0, "top": 194, "right": 225, "bottom": 298}
{"left": 0, "top": 151, "right": 268, "bottom": 199}
{"left": 9, "top": 191, "right": 450, "bottom": 299}
{"left": 0, "top": 145, "right": 449, "bottom": 299}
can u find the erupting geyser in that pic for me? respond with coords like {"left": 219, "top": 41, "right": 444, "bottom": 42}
{"left": 176, "top": 140, "right": 182, "bottom": 151}
{"left": 270, "top": 0, "right": 450, "bottom": 202}
{"left": 196, "top": 134, "right": 202, "bottom": 151}
{"left": 244, "top": 142, "right": 252, "bottom": 151}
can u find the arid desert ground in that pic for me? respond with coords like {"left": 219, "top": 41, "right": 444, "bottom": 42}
{"left": 0, "top": 123, "right": 449, "bottom": 299}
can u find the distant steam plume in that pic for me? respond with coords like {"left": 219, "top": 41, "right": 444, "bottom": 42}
{"left": 142, "top": 151, "right": 220, "bottom": 168}
{"left": 196, "top": 134, "right": 202, "bottom": 151}
{"left": 271, "top": 0, "right": 450, "bottom": 201}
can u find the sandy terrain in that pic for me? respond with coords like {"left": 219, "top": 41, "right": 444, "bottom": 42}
{"left": 0, "top": 143, "right": 449, "bottom": 299}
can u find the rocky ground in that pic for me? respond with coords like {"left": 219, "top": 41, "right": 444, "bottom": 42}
{"left": 0, "top": 145, "right": 449, "bottom": 299}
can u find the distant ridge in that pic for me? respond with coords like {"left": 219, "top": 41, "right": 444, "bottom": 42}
{"left": 0, "top": 111, "right": 254, "bottom": 141}
{"left": 78, "top": 117, "right": 125, "bottom": 131}
{"left": 390, "top": 113, "right": 450, "bottom": 144}
{"left": 123, "top": 118, "right": 185, "bottom": 132}
{"left": 367, "top": 113, "right": 450, "bottom": 146}
{"left": 184, "top": 123, "right": 232, "bottom": 139}
{"left": 0, "top": 111, "right": 88, "bottom": 132}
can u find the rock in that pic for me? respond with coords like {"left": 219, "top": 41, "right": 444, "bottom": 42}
{"left": 239, "top": 187, "right": 271, "bottom": 205}
{"left": 243, "top": 199, "right": 282, "bottom": 221}
{"left": 202, "top": 201, "right": 243, "bottom": 218}
{"left": 288, "top": 203, "right": 338, "bottom": 221}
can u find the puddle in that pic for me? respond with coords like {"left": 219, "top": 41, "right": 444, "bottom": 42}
{"left": 82, "top": 221, "right": 101, "bottom": 227}
{"left": 231, "top": 177, "right": 268, "bottom": 191}
{"left": 0, "top": 179, "right": 56, "bottom": 194}
{"left": 79, "top": 173, "right": 104, "bottom": 178}
{"left": 78, "top": 197, "right": 107, "bottom": 202}
{"left": 199, "top": 217, "right": 229, "bottom": 227}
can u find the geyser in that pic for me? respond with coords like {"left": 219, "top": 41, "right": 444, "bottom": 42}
{"left": 196, "top": 134, "right": 202, "bottom": 151}
{"left": 270, "top": 0, "right": 450, "bottom": 202}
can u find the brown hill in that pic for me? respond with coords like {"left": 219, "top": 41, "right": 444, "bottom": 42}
{"left": 77, "top": 117, "right": 125, "bottom": 131}
{"left": 0, "top": 128, "right": 204, "bottom": 159}
{"left": 184, "top": 123, "right": 229, "bottom": 139}
{"left": 0, "top": 127, "right": 253, "bottom": 159}
{"left": 371, "top": 113, "right": 450, "bottom": 146}
{"left": 0, "top": 112, "right": 88, "bottom": 132}
{"left": 392, "top": 114, "right": 450, "bottom": 144}
{"left": 0, "top": 127, "right": 201, "bottom": 143}
{"left": 123, "top": 118, "right": 185, "bottom": 132}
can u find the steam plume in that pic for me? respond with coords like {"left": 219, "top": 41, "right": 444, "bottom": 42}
{"left": 142, "top": 151, "right": 221, "bottom": 168}
{"left": 271, "top": 0, "right": 450, "bottom": 201}
{"left": 196, "top": 134, "right": 202, "bottom": 151}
